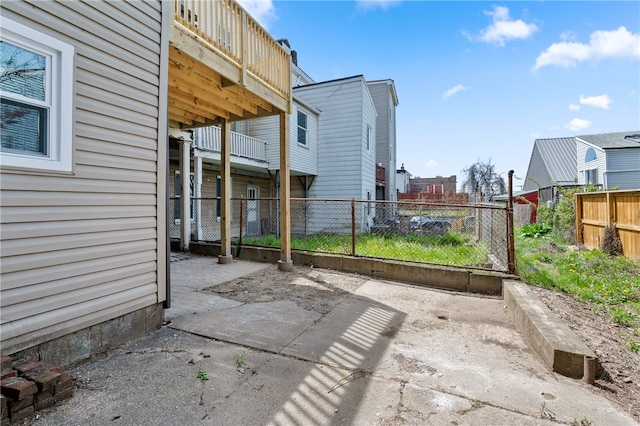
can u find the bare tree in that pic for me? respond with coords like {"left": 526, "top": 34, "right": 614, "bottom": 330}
{"left": 461, "top": 159, "right": 506, "bottom": 202}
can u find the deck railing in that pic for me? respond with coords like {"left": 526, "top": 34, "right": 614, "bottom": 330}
{"left": 195, "top": 126, "right": 267, "bottom": 162}
{"left": 172, "top": 0, "right": 291, "bottom": 101}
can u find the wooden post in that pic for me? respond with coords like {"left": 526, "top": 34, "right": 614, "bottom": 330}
{"left": 219, "top": 119, "right": 232, "bottom": 264}
{"left": 278, "top": 111, "right": 292, "bottom": 271}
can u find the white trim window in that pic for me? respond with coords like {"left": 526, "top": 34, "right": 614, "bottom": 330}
{"left": 297, "top": 109, "right": 307, "bottom": 145}
{"left": 0, "top": 18, "right": 74, "bottom": 172}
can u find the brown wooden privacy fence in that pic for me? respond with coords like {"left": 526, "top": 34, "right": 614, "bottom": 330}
{"left": 575, "top": 190, "right": 640, "bottom": 261}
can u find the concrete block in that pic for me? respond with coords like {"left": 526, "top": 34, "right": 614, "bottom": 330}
{"left": 145, "top": 303, "right": 165, "bottom": 333}
{"left": 342, "top": 257, "right": 384, "bottom": 275}
{"left": 503, "top": 280, "right": 597, "bottom": 379}
{"left": 36, "top": 329, "right": 91, "bottom": 368}
{"left": 468, "top": 271, "right": 506, "bottom": 295}
{"left": 292, "top": 252, "right": 343, "bottom": 270}
{"left": 378, "top": 261, "right": 469, "bottom": 292}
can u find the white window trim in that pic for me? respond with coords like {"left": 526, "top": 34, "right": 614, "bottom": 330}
{"left": 297, "top": 109, "right": 307, "bottom": 146}
{"left": 0, "top": 18, "right": 74, "bottom": 172}
{"left": 366, "top": 125, "right": 371, "bottom": 151}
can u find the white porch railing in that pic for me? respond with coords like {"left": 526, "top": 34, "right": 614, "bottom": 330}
{"left": 195, "top": 126, "right": 267, "bottom": 162}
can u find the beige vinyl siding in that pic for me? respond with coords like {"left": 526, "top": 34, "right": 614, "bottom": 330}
{"left": 0, "top": 1, "right": 165, "bottom": 354}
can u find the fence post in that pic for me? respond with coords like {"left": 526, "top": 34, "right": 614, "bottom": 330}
{"left": 239, "top": 198, "right": 244, "bottom": 248}
{"left": 507, "top": 170, "right": 517, "bottom": 274}
{"left": 351, "top": 198, "right": 356, "bottom": 256}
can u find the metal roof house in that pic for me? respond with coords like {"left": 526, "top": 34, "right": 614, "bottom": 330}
{"left": 522, "top": 137, "right": 580, "bottom": 204}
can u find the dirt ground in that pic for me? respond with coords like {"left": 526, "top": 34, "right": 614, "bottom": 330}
{"left": 532, "top": 286, "right": 640, "bottom": 422}
{"left": 205, "top": 264, "right": 640, "bottom": 423}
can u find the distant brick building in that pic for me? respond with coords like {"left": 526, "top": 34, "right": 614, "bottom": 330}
{"left": 408, "top": 175, "right": 457, "bottom": 194}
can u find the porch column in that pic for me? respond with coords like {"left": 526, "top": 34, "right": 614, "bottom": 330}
{"left": 179, "top": 138, "right": 191, "bottom": 252}
{"left": 194, "top": 154, "right": 203, "bottom": 241}
{"left": 219, "top": 120, "right": 233, "bottom": 264}
{"left": 278, "top": 111, "right": 292, "bottom": 271}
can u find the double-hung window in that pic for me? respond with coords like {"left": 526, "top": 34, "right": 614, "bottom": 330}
{"left": 0, "top": 18, "right": 74, "bottom": 172}
{"left": 297, "top": 110, "right": 307, "bottom": 145}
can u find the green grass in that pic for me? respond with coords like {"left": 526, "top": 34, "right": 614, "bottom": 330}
{"left": 515, "top": 228, "right": 640, "bottom": 352}
{"left": 239, "top": 231, "right": 490, "bottom": 267}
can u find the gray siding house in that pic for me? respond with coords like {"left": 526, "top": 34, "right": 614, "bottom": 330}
{"left": 1, "top": 1, "right": 168, "bottom": 364}
{"left": 576, "top": 132, "right": 640, "bottom": 190}
{"left": 367, "top": 80, "right": 399, "bottom": 202}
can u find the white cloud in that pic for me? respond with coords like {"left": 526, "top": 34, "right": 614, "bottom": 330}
{"left": 424, "top": 159, "right": 438, "bottom": 168}
{"left": 442, "top": 85, "right": 468, "bottom": 100}
{"left": 237, "top": 0, "right": 277, "bottom": 29}
{"left": 356, "top": 0, "right": 402, "bottom": 10}
{"left": 472, "top": 6, "right": 538, "bottom": 46}
{"left": 579, "top": 94, "right": 612, "bottom": 109}
{"left": 569, "top": 104, "right": 581, "bottom": 111}
{"left": 565, "top": 118, "right": 592, "bottom": 131}
{"left": 534, "top": 26, "right": 640, "bottom": 70}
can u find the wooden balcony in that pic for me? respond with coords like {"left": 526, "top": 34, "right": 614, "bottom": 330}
{"left": 168, "top": 0, "right": 291, "bottom": 128}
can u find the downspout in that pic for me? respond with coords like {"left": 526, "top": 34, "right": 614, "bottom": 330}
{"left": 160, "top": 0, "right": 171, "bottom": 308}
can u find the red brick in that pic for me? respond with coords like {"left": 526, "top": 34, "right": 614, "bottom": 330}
{"left": 9, "top": 405, "right": 34, "bottom": 423}
{"left": 33, "top": 394, "right": 56, "bottom": 412}
{"left": 0, "top": 357, "right": 12, "bottom": 372}
{"left": 8, "top": 395, "right": 33, "bottom": 413}
{"left": 22, "top": 368, "right": 60, "bottom": 393}
{"left": 0, "top": 371, "right": 15, "bottom": 381}
{"left": 13, "top": 361, "right": 43, "bottom": 375}
{"left": 34, "top": 389, "right": 53, "bottom": 403}
{"left": 0, "top": 395, "right": 7, "bottom": 419}
{"left": 53, "top": 372, "right": 74, "bottom": 395}
{"left": 53, "top": 387, "right": 73, "bottom": 402}
{"left": 0, "top": 377, "right": 37, "bottom": 400}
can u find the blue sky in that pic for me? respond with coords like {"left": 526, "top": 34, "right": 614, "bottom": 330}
{"left": 239, "top": 1, "right": 640, "bottom": 191}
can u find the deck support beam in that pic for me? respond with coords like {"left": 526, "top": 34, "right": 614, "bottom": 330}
{"left": 219, "top": 119, "right": 233, "bottom": 264}
{"left": 278, "top": 111, "right": 292, "bottom": 271}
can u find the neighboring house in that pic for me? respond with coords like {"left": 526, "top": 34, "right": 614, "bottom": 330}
{"left": 408, "top": 175, "right": 457, "bottom": 195}
{"left": 396, "top": 163, "right": 412, "bottom": 195}
{"left": 576, "top": 131, "right": 640, "bottom": 189}
{"left": 523, "top": 132, "right": 640, "bottom": 206}
{"left": 0, "top": 0, "right": 291, "bottom": 365}
{"left": 522, "top": 137, "right": 579, "bottom": 204}
{"left": 367, "top": 79, "right": 399, "bottom": 203}
{"left": 177, "top": 41, "right": 400, "bottom": 238}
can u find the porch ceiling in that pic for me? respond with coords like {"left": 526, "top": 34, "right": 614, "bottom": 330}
{"left": 168, "top": 45, "right": 278, "bottom": 128}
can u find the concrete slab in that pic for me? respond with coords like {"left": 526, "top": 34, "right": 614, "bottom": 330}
{"left": 27, "top": 256, "right": 638, "bottom": 426}
{"left": 170, "top": 300, "right": 322, "bottom": 353}
{"left": 281, "top": 296, "right": 406, "bottom": 370}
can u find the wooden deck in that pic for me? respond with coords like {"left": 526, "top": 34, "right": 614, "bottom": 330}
{"left": 168, "top": 0, "right": 291, "bottom": 128}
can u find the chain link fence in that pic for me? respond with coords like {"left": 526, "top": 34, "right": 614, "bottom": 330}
{"left": 170, "top": 197, "right": 512, "bottom": 272}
